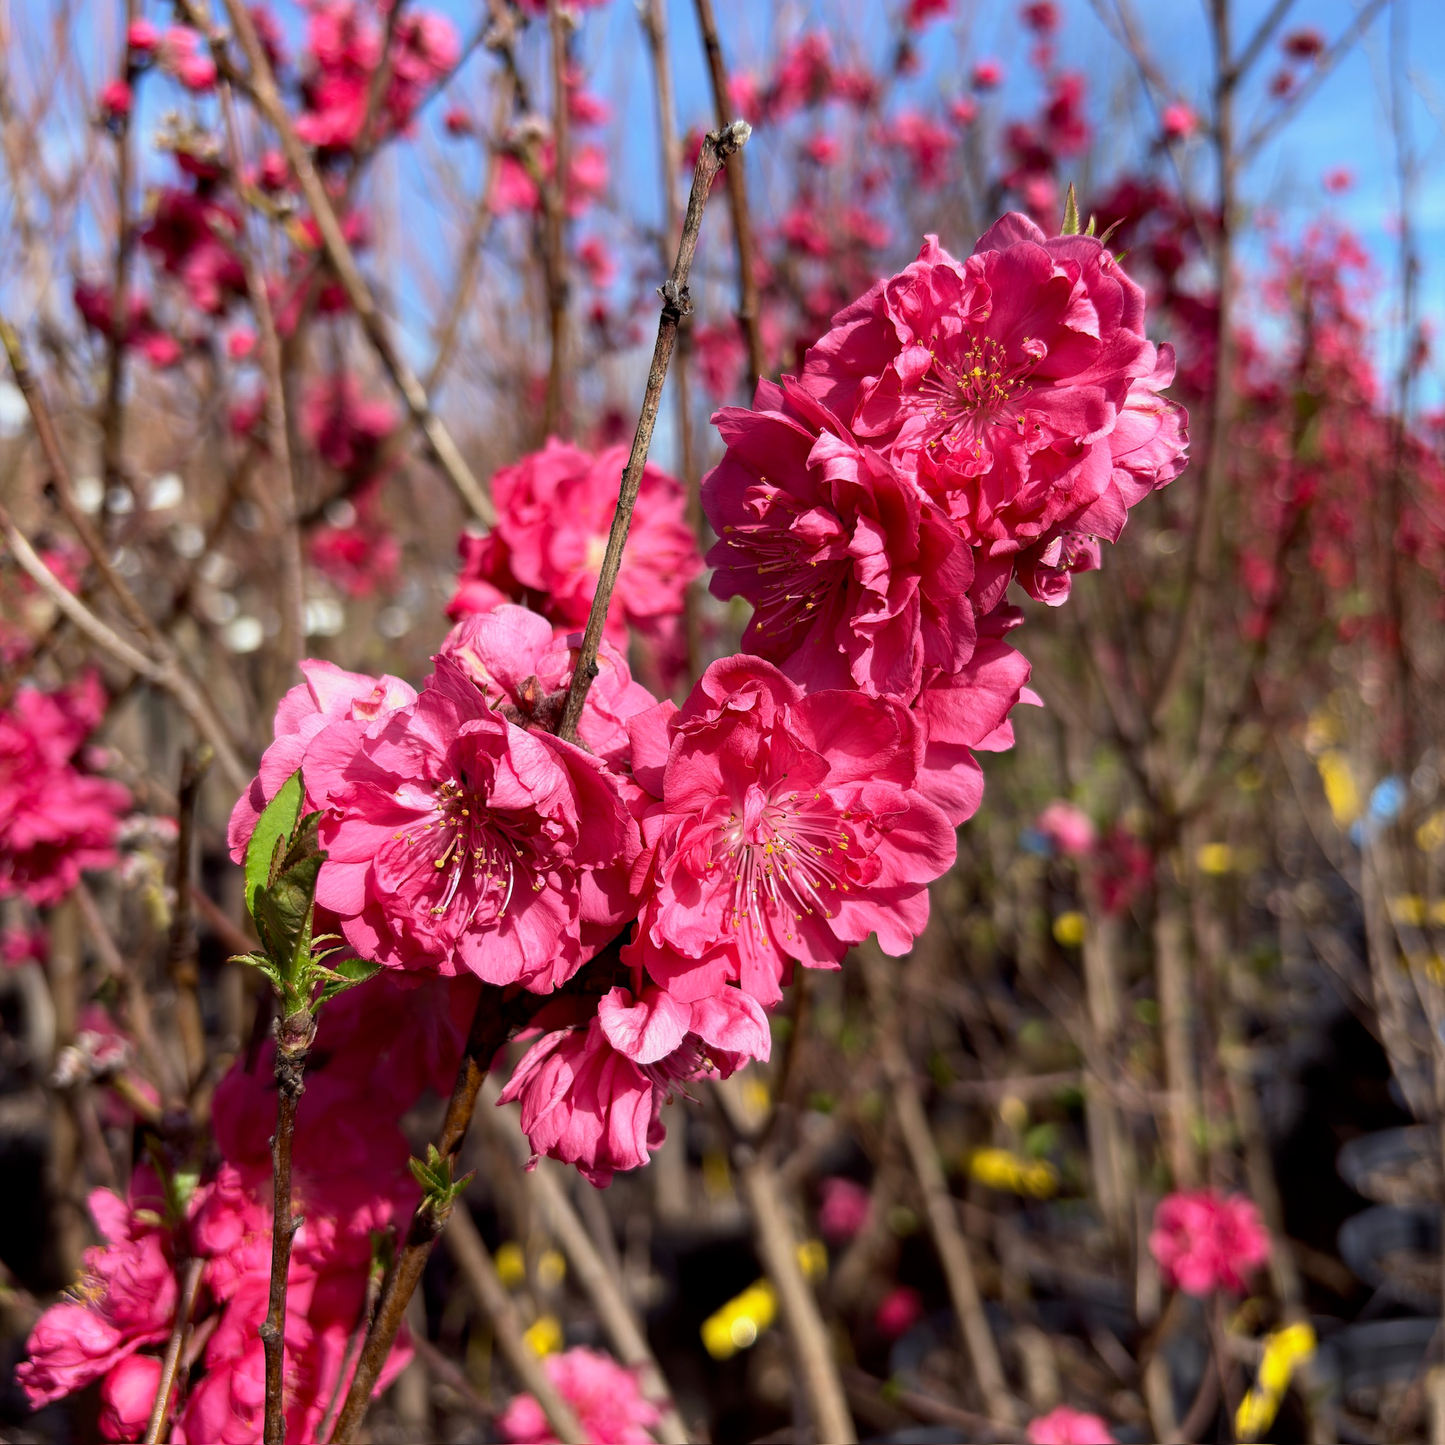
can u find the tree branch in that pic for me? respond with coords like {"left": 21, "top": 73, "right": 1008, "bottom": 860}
{"left": 143, "top": 1256, "right": 204, "bottom": 1443}
{"left": 693, "top": 0, "right": 765, "bottom": 385}
{"left": 556, "top": 120, "right": 749, "bottom": 742}
{"left": 261, "top": 1008, "right": 317, "bottom": 1444}
{"left": 444, "top": 1205, "right": 591, "bottom": 1445}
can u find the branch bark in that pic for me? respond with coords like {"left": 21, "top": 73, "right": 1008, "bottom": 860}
{"left": 444, "top": 1205, "right": 591, "bottom": 1445}
{"left": 261, "top": 1009, "right": 317, "bottom": 1444}
{"left": 143, "top": 1256, "right": 204, "bottom": 1443}
{"left": 556, "top": 120, "right": 749, "bottom": 742}
{"left": 327, "top": 984, "right": 547, "bottom": 1442}
{"left": 692, "top": 0, "right": 764, "bottom": 385}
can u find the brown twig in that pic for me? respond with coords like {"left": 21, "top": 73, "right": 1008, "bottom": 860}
{"left": 143, "top": 1255, "right": 204, "bottom": 1443}
{"left": 486, "top": 1101, "right": 691, "bottom": 1441}
{"left": 217, "top": 80, "right": 305, "bottom": 672}
{"left": 327, "top": 984, "right": 548, "bottom": 1442}
{"left": 316, "top": 1253, "right": 385, "bottom": 1443}
{"left": 445, "top": 1205, "right": 590, "bottom": 1445}
{"left": 541, "top": 0, "right": 571, "bottom": 436}
{"left": 0, "top": 499, "right": 250, "bottom": 795}
{"left": 556, "top": 120, "right": 749, "bottom": 742}
{"left": 859, "top": 942, "right": 1018, "bottom": 1429}
{"left": 218, "top": 0, "right": 497, "bottom": 528}
{"left": 169, "top": 747, "right": 210, "bottom": 1088}
{"left": 261, "top": 1008, "right": 318, "bottom": 1445}
{"left": 692, "top": 0, "right": 764, "bottom": 385}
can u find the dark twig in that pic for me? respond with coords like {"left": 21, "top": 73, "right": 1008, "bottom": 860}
{"left": 327, "top": 984, "right": 549, "bottom": 1442}
{"left": 169, "top": 747, "right": 210, "bottom": 1089}
{"left": 261, "top": 1008, "right": 318, "bottom": 1444}
{"left": 556, "top": 120, "right": 749, "bottom": 742}
{"left": 541, "top": 0, "right": 571, "bottom": 436}
{"left": 692, "top": 0, "right": 764, "bottom": 385}
{"left": 143, "top": 1256, "right": 204, "bottom": 1443}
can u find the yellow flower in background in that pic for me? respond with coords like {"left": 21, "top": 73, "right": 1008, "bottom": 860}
{"left": 536, "top": 1248, "right": 567, "bottom": 1289}
{"left": 968, "top": 1147, "right": 1059, "bottom": 1198}
{"left": 1417, "top": 811, "right": 1445, "bottom": 853}
{"left": 1235, "top": 1322, "right": 1315, "bottom": 1442}
{"left": 1389, "top": 894, "right": 1427, "bottom": 927}
{"left": 523, "top": 1313, "right": 564, "bottom": 1358}
{"left": 797, "top": 1239, "right": 828, "bottom": 1282}
{"left": 495, "top": 1241, "right": 526, "bottom": 1290}
{"left": 702, "top": 1280, "right": 777, "bottom": 1360}
{"left": 1316, "top": 750, "right": 1360, "bottom": 826}
{"left": 1197, "top": 842, "right": 1234, "bottom": 875}
{"left": 1052, "top": 911, "right": 1086, "bottom": 947}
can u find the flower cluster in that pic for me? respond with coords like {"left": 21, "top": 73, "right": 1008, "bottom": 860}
{"left": 16, "top": 972, "right": 472, "bottom": 1440}
{"left": 499, "top": 1347, "right": 660, "bottom": 1444}
{"left": 1150, "top": 1189, "right": 1272, "bottom": 1296}
{"left": 0, "top": 672, "right": 131, "bottom": 904}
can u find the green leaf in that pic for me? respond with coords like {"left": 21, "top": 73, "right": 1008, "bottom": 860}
{"left": 1060, "top": 182, "right": 1080, "bottom": 235}
{"left": 254, "top": 852, "right": 324, "bottom": 982}
{"left": 1084, "top": 212, "right": 1097, "bottom": 237}
{"left": 231, "top": 950, "right": 284, "bottom": 992}
{"left": 244, "top": 770, "right": 304, "bottom": 922}
{"left": 314, "top": 957, "right": 382, "bottom": 1005}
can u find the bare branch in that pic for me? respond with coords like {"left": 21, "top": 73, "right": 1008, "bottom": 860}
{"left": 556, "top": 121, "right": 749, "bottom": 742}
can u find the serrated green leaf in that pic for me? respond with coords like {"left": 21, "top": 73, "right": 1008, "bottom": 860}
{"left": 314, "top": 957, "right": 382, "bottom": 1004}
{"left": 232, "top": 950, "right": 285, "bottom": 991}
{"left": 254, "top": 852, "right": 324, "bottom": 982}
{"left": 244, "top": 770, "right": 304, "bottom": 922}
{"left": 1061, "top": 183, "right": 1080, "bottom": 235}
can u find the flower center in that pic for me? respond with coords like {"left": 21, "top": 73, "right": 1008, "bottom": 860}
{"left": 720, "top": 482, "right": 848, "bottom": 641}
{"left": 394, "top": 778, "right": 536, "bottom": 921}
{"left": 915, "top": 333, "right": 1042, "bottom": 458}
{"left": 710, "top": 787, "right": 855, "bottom": 943}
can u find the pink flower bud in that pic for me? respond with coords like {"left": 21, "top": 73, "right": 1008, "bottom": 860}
{"left": 99, "top": 79, "right": 133, "bottom": 120}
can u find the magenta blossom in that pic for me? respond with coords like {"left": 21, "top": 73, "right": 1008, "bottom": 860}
{"left": 818, "top": 1176, "right": 871, "bottom": 1243}
{"left": 1037, "top": 800, "right": 1097, "bottom": 856}
{"left": 798, "top": 221, "right": 1187, "bottom": 604}
{"left": 0, "top": 672, "right": 131, "bottom": 904}
{"left": 16, "top": 1178, "right": 176, "bottom": 1409}
{"left": 1028, "top": 1405, "right": 1118, "bottom": 1444}
{"left": 1150, "top": 1189, "right": 1271, "bottom": 1296}
{"left": 500, "top": 982, "right": 770, "bottom": 1185}
{"left": 875, "top": 1285, "right": 924, "bottom": 1338}
{"left": 227, "top": 659, "right": 416, "bottom": 861}
{"left": 703, "top": 377, "right": 976, "bottom": 701}
{"left": 439, "top": 604, "right": 656, "bottom": 770}
{"left": 500, "top": 1347, "right": 661, "bottom": 1444}
{"left": 622, "top": 657, "right": 956, "bottom": 1009}
{"left": 304, "top": 657, "right": 634, "bottom": 990}
{"left": 450, "top": 438, "right": 700, "bottom": 645}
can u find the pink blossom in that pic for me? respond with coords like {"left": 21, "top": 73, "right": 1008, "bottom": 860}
{"left": 905, "top": 0, "right": 953, "bottom": 30}
{"left": 728, "top": 71, "right": 764, "bottom": 122}
{"left": 2, "top": 924, "right": 46, "bottom": 970}
{"left": 622, "top": 657, "right": 957, "bottom": 1008}
{"left": 1161, "top": 102, "right": 1197, "bottom": 139}
{"left": 1037, "top": 800, "right": 1097, "bottom": 856}
{"left": 1028, "top": 1405, "right": 1118, "bottom": 1444}
{"left": 227, "top": 659, "right": 416, "bottom": 861}
{"left": 99, "top": 79, "right": 132, "bottom": 121}
{"left": 798, "top": 225, "right": 1186, "bottom": 590}
{"left": 0, "top": 673, "right": 131, "bottom": 904}
{"left": 951, "top": 95, "right": 979, "bottom": 126}
{"left": 500, "top": 1347, "right": 661, "bottom": 1443}
{"left": 703, "top": 377, "right": 976, "bottom": 701}
{"left": 694, "top": 321, "right": 747, "bottom": 400}
{"left": 767, "top": 33, "right": 834, "bottom": 119}
{"left": 818, "top": 1177, "right": 871, "bottom": 1242}
{"left": 127, "top": 17, "right": 159, "bottom": 51}
{"left": 875, "top": 1285, "right": 924, "bottom": 1338}
{"left": 141, "top": 189, "right": 246, "bottom": 315}
{"left": 99, "top": 1353, "right": 162, "bottom": 1442}
{"left": 16, "top": 1180, "right": 176, "bottom": 1408}
{"left": 1282, "top": 27, "right": 1325, "bottom": 59}
{"left": 303, "top": 658, "right": 634, "bottom": 989}
{"left": 451, "top": 439, "right": 700, "bottom": 643}
{"left": 886, "top": 111, "right": 956, "bottom": 188}
{"left": 578, "top": 235, "right": 617, "bottom": 288}
{"left": 439, "top": 605, "right": 656, "bottom": 769}
{"left": 1150, "top": 1190, "right": 1271, "bottom": 1296}
{"left": 303, "top": 375, "right": 398, "bottom": 477}
{"left": 1324, "top": 167, "right": 1354, "bottom": 194}
{"left": 972, "top": 58, "right": 1004, "bottom": 90}
{"left": 1022, "top": 2, "right": 1060, "bottom": 35}
{"left": 501, "top": 983, "right": 769, "bottom": 1185}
